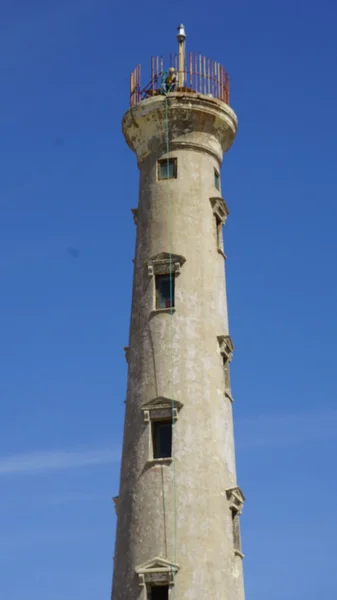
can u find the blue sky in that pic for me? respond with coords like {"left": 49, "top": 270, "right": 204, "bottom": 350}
{"left": 1, "top": 0, "right": 337, "bottom": 598}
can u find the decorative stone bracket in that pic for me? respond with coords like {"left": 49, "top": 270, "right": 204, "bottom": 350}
{"left": 146, "top": 252, "right": 186, "bottom": 277}
{"left": 141, "top": 396, "right": 183, "bottom": 424}
{"left": 112, "top": 496, "right": 119, "bottom": 515}
{"left": 217, "top": 335, "right": 234, "bottom": 363}
{"left": 131, "top": 208, "right": 138, "bottom": 224}
{"left": 124, "top": 346, "right": 129, "bottom": 363}
{"left": 210, "top": 196, "right": 229, "bottom": 226}
{"left": 136, "top": 557, "right": 179, "bottom": 587}
{"left": 226, "top": 486, "right": 245, "bottom": 515}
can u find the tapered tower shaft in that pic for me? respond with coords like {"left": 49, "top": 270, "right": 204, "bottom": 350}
{"left": 112, "top": 27, "right": 245, "bottom": 600}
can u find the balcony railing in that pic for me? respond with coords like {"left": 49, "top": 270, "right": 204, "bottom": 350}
{"left": 130, "top": 53, "right": 230, "bottom": 107}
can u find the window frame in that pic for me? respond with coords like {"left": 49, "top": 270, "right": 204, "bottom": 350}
{"left": 222, "top": 354, "right": 231, "bottom": 393}
{"left": 158, "top": 158, "right": 178, "bottom": 181}
{"left": 218, "top": 335, "right": 234, "bottom": 402}
{"left": 136, "top": 557, "right": 179, "bottom": 598}
{"left": 215, "top": 215, "right": 224, "bottom": 254}
{"left": 155, "top": 273, "right": 175, "bottom": 310}
{"left": 146, "top": 252, "right": 186, "bottom": 315}
{"left": 141, "top": 397, "right": 183, "bottom": 467}
{"left": 152, "top": 420, "right": 173, "bottom": 460}
{"left": 231, "top": 509, "right": 243, "bottom": 556}
{"left": 209, "top": 197, "right": 228, "bottom": 258}
{"left": 226, "top": 487, "right": 245, "bottom": 559}
{"left": 214, "top": 168, "right": 220, "bottom": 191}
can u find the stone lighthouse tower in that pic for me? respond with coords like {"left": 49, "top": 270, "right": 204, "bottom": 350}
{"left": 112, "top": 25, "right": 245, "bottom": 600}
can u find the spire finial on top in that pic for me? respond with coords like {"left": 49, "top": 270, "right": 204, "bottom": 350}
{"left": 177, "top": 24, "right": 186, "bottom": 88}
{"left": 177, "top": 24, "right": 186, "bottom": 43}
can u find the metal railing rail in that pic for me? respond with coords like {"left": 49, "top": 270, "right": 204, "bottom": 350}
{"left": 130, "top": 53, "right": 230, "bottom": 107}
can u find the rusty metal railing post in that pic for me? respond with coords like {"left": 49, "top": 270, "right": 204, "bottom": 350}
{"left": 128, "top": 53, "right": 230, "bottom": 107}
{"left": 189, "top": 52, "right": 192, "bottom": 89}
{"left": 151, "top": 57, "right": 154, "bottom": 96}
{"left": 130, "top": 70, "right": 133, "bottom": 107}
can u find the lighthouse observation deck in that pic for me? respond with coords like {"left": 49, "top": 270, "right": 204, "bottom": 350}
{"left": 124, "top": 25, "right": 237, "bottom": 172}
{"left": 130, "top": 53, "right": 230, "bottom": 107}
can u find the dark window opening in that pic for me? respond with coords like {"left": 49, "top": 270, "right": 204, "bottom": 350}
{"left": 214, "top": 169, "right": 220, "bottom": 191}
{"left": 155, "top": 274, "right": 175, "bottom": 309}
{"left": 158, "top": 158, "right": 177, "bottom": 180}
{"left": 215, "top": 216, "right": 223, "bottom": 250}
{"left": 152, "top": 421, "right": 172, "bottom": 459}
{"left": 149, "top": 585, "right": 169, "bottom": 600}
{"left": 224, "top": 362, "right": 231, "bottom": 391}
{"left": 232, "top": 510, "right": 242, "bottom": 553}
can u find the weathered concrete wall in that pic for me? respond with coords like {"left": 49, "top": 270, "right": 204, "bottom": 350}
{"left": 112, "top": 93, "right": 245, "bottom": 600}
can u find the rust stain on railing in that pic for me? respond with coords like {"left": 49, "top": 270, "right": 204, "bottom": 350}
{"left": 129, "top": 52, "right": 230, "bottom": 108}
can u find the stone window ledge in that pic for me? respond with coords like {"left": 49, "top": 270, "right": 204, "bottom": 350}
{"left": 150, "top": 307, "right": 176, "bottom": 316}
{"left": 146, "top": 458, "right": 173, "bottom": 467}
{"left": 234, "top": 549, "right": 245, "bottom": 559}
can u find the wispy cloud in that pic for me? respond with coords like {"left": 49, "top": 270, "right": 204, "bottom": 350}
{"left": 236, "top": 408, "right": 337, "bottom": 448}
{"left": 0, "top": 447, "right": 119, "bottom": 476}
{"left": 2, "top": 408, "right": 336, "bottom": 476}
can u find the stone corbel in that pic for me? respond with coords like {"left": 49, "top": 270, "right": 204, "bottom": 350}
{"left": 217, "top": 335, "right": 234, "bottom": 363}
{"left": 124, "top": 346, "right": 129, "bottom": 363}
{"left": 174, "top": 261, "right": 181, "bottom": 275}
{"left": 131, "top": 208, "right": 138, "bottom": 224}
{"left": 226, "top": 486, "right": 245, "bottom": 515}
{"left": 210, "top": 196, "right": 229, "bottom": 226}
{"left": 143, "top": 410, "right": 150, "bottom": 424}
{"left": 112, "top": 496, "right": 119, "bottom": 515}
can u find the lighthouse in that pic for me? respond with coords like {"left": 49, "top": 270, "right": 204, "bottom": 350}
{"left": 112, "top": 25, "right": 245, "bottom": 600}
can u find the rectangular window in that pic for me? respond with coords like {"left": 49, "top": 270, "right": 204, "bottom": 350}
{"left": 214, "top": 169, "right": 220, "bottom": 191}
{"left": 158, "top": 158, "right": 177, "bottom": 180}
{"left": 152, "top": 421, "right": 172, "bottom": 459}
{"left": 215, "top": 216, "right": 223, "bottom": 251}
{"left": 232, "top": 510, "right": 242, "bottom": 554}
{"left": 149, "top": 585, "right": 169, "bottom": 600}
{"left": 155, "top": 274, "right": 175, "bottom": 309}
{"left": 223, "top": 354, "right": 231, "bottom": 390}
